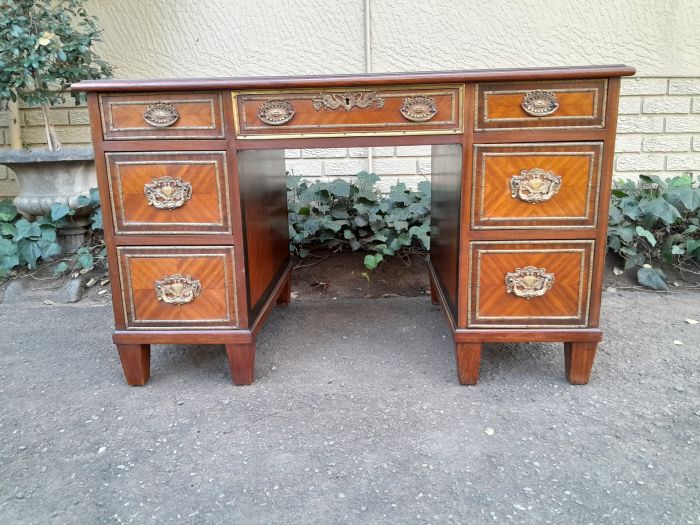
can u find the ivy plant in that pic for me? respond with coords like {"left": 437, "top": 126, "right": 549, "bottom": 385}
{"left": 288, "top": 171, "right": 430, "bottom": 271}
{"left": 0, "top": 0, "right": 112, "bottom": 149}
{"left": 608, "top": 173, "right": 700, "bottom": 289}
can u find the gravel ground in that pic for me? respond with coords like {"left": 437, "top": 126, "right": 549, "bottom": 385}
{"left": 0, "top": 290, "right": 698, "bottom": 524}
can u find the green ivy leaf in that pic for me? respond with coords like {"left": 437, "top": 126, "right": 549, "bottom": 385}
{"left": 50, "top": 202, "right": 72, "bottom": 221}
{"left": 635, "top": 226, "right": 656, "bottom": 247}
{"left": 52, "top": 261, "right": 69, "bottom": 276}
{"left": 13, "top": 219, "right": 42, "bottom": 241}
{"left": 328, "top": 179, "right": 351, "bottom": 198}
{"left": 0, "top": 200, "right": 18, "bottom": 222}
{"left": 363, "top": 253, "right": 383, "bottom": 270}
{"left": 640, "top": 198, "right": 681, "bottom": 225}
{"left": 77, "top": 248, "right": 93, "bottom": 269}
{"left": 18, "top": 240, "right": 42, "bottom": 269}
{"left": 687, "top": 239, "right": 700, "bottom": 256}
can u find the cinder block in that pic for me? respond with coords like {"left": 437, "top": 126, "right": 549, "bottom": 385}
{"left": 370, "top": 147, "right": 395, "bottom": 157}
{"left": 666, "top": 154, "right": 700, "bottom": 171}
{"left": 692, "top": 98, "right": 700, "bottom": 113}
{"left": 615, "top": 154, "right": 665, "bottom": 172}
{"left": 68, "top": 110, "right": 90, "bottom": 125}
{"left": 20, "top": 127, "right": 48, "bottom": 145}
{"left": 302, "top": 148, "right": 347, "bottom": 158}
{"left": 616, "top": 116, "right": 664, "bottom": 134}
{"left": 284, "top": 149, "right": 301, "bottom": 159}
{"left": 285, "top": 159, "right": 323, "bottom": 177}
{"left": 620, "top": 78, "right": 667, "bottom": 96}
{"left": 323, "top": 159, "right": 368, "bottom": 176}
{"left": 54, "top": 125, "right": 92, "bottom": 143}
{"left": 665, "top": 116, "right": 700, "bottom": 133}
{"left": 642, "top": 97, "right": 691, "bottom": 114}
{"left": 0, "top": 112, "right": 9, "bottom": 127}
{"left": 668, "top": 79, "right": 700, "bottom": 95}
{"left": 372, "top": 157, "right": 418, "bottom": 175}
{"left": 417, "top": 158, "right": 432, "bottom": 175}
{"left": 693, "top": 137, "right": 700, "bottom": 152}
{"left": 614, "top": 135, "right": 642, "bottom": 153}
{"left": 395, "top": 145, "right": 431, "bottom": 156}
{"left": 348, "top": 147, "right": 368, "bottom": 158}
{"left": 617, "top": 97, "right": 642, "bottom": 114}
{"left": 642, "top": 136, "right": 691, "bottom": 153}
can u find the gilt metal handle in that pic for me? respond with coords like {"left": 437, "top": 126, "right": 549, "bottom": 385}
{"left": 505, "top": 266, "right": 554, "bottom": 299}
{"left": 400, "top": 96, "right": 437, "bottom": 122}
{"left": 510, "top": 168, "right": 562, "bottom": 203}
{"left": 143, "top": 102, "right": 179, "bottom": 127}
{"left": 144, "top": 176, "right": 192, "bottom": 210}
{"left": 258, "top": 99, "right": 295, "bottom": 125}
{"left": 521, "top": 90, "right": 559, "bottom": 117}
{"left": 155, "top": 274, "right": 202, "bottom": 305}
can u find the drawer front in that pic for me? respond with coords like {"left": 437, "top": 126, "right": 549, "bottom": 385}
{"left": 472, "top": 142, "right": 603, "bottom": 229}
{"left": 117, "top": 247, "right": 238, "bottom": 329}
{"left": 468, "top": 241, "right": 594, "bottom": 328}
{"left": 106, "top": 151, "right": 231, "bottom": 235}
{"left": 475, "top": 80, "right": 607, "bottom": 131}
{"left": 234, "top": 85, "right": 462, "bottom": 138}
{"left": 100, "top": 92, "right": 224, "bottom": 140}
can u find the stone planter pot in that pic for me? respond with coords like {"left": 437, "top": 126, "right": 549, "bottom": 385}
{"left": 0, "top": 146, "right": 97, "bottom": 253}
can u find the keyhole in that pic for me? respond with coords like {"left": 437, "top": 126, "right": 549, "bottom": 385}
{"left": 345, "top": 97, "right": 350, "bottom": 106}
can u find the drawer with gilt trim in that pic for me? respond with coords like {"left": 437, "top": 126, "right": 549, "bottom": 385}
{"left": 106, "top": 151, "right": 231, "bottom": 235}
{"left": 471, "top": 142, "right": 603, "bottom": 229}
{"left": 467, "top": 240, "right": 594, "bottom": 328}
{"left": 117, "top": 246, "right": 238, "bottom": 330}
{"left": 475, "top": 79, "right": 607, "bottom": 131}
{"left": 99, "top": 92, "right": 225, "bottom": 140}
{"left": 233, "top": 85, "right": 463, "bottom": 138}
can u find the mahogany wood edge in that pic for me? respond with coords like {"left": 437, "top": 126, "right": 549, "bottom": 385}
{"left": 237, "top": 134, "right": 462, "bottom": 150}
{"left": 113, "top": 330, "right": 254, "bottom": 345}
{"left": 427, "top": 259, "right": 457, "bottom": 333}
{"left": 116, "top": 343, "right": 150, "bottom": 386}
{"left": 73, "top": 65, "right": 635, "bottom": 92}
{"left": 453, "top": 328, "right": 603, "bottom": 343}
{"left": 249, "top": 261, "right": 294, "bottom": 337}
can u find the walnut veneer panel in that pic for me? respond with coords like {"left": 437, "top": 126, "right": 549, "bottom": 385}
{"left": 117, "top": 247, "right": 238, "bottom": 329}
{"left": 468, "top": 241, "right": 594, "bottom": 328}
{"left": 100, "top": 92, "right": 224, "bottom": 140}
{"left": 234, "top": 85, "right": 462, "bottom": 138}
{"left": 106, "top": 151, "right": 231, "bottom": 235}
{"left": 475, "top": 79, "right": 607, "bottom": 131}
{"left": 472, "top": 143, "right": 603, "bottom": 229}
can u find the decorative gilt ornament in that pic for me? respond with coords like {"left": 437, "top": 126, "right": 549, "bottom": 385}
{"left": 312, "top": 91, "right": 384, "bottom": 112}
{"left": 510, "top": 168, "right": 562, "bottom": 203}
{"left": 258, "top": 99, "right": 295, "bottom": 125}
{"left": 154, "top": 274, "right": 202, "bottom": 305}
{"left": 505, "top": 266, "right": 555, "bottom": 299}
{"left": 521, "top": 90, "right": 559, "bottom": 116}
{"left": 144, "top": 176, "right": 192, "bottom": 210}
{"left": 400, "top": 96, "right": 438, "bottom": 122}
{"left": 143, "top": 102, "right": 180, "bottom": 127}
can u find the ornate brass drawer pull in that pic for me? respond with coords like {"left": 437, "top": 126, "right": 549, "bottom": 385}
{"left": 155, "top": 274, "right": 202, "bottom": 305}
{"left": 312, "top": 91, "right": 384, "bottom": 112}
{"left": 505, "top": 266, "right": 554, "bottom": 299}
{"left": 258, "top": 99, "right": 295, "bottom": 125}
{"left": 144, "top": 176, "right": 192, "bottom": 210}
{"left": 521, "top": 90, "right": 559, "bottom": 116}
{"left": 510, "top": 168, "right": 562, "bottom": 203}
{"left": 400, "top": 96, "right": 437, "bottom": 122}
{"left": 143, "top": 102, "right": 179, "bottom": 127}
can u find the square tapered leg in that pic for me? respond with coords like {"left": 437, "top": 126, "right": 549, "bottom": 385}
{"left": 226, "top": 342, "right": 256, "bottom": 385}
{"left": 455, "top": 342, "right": 482, "bottom": 385}
{"left": 117, "top": 344, "right": 151, "bottom": 386}
{"left": 564, "top": 341, "right": 598, "bottom": 384}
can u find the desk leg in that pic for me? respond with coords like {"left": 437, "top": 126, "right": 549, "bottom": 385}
{"left": 276, "top": 271, "right": 292, "bottom": 307}
{"left": 429, "top": 275, "right": 439, "bottom": 305}
{"left": 226, "top": 341, "right": 256, "bottom": 385}
{"left": 564, "top": 341, "right": 597, "bottom": 385}
{"left": 117, "top": 344, "right": 151, "bottom": 386}
{"left": 455, "top": 342, "right": 481, "bottom": 385}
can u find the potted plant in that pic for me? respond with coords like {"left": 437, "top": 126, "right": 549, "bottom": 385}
{"left": 0, "top": 0, "right": 111, "bottom": 252}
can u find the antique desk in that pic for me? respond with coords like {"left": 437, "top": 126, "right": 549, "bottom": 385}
{"left": 73, "top": 65, "right": 635, "bottom": 386}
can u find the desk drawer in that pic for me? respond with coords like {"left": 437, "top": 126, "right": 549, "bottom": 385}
{"left": 117, "top": 247, "right": 238, "bottom": 329}
{"left": 99, "top": 92, "right": 225, "bottom": 140}
{"left": 468, "top": 241, "right": 594, "bottom": 328}
{"left": 234, "top": 85, "right": 462, "bottom": 138}
{"left": 106, "top": 151, "right": 231, "bottom": 235}
{"left": 475, "top": 80, "right": 607, "bottom": 131}
{"left": 472, "top": 142, "right": 603, "bottom": 229}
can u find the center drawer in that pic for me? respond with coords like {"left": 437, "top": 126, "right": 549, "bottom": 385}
{"left": 117, "top": 246, "right": 238, "bottom": 329}
{"left": 234, "top": 85, "right": 463, "bottom": 138}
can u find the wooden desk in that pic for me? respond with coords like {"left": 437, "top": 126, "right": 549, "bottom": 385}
{"left": 74, "top": 65, "right": 635, "bottom": 386}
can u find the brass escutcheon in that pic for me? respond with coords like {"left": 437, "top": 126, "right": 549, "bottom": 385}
{"left": 521, "top": 90, "right": 559, "bottom": 117}
{"left": 258, "top": 99, "right": 295, "bottom": 125}
{"left": 510, "top": 168, "right": 562, "bottom": 203}
{"left": 505, "top": 266, "right": 555, "bottom": 299}
{"left": 144, "top": 176, "right": 192, "bottom": 210}
{"left": 154, "top": 274, "right": 202, "bottom": 305}
{"left": 400, "top": 96, "right": 438, "bottom": 122}
{"left": 143, "top": 102, "right": 179, "bottom": 127}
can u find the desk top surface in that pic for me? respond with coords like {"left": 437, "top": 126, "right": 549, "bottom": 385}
{"left": 73, "top": 65, "right": 635, "bottom": 93}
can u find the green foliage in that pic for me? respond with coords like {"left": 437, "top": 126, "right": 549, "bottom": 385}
{"left": 288, "top": 172, "right": 431, "bottom": 271}
{"left": 0, "top": 0, "right": 112, "bottom": 107}
{"left": 608, "top": 173, "right": 700, "bottom": 289}
{"left": 0, "top": 188, "right": 102, "bottom": 279}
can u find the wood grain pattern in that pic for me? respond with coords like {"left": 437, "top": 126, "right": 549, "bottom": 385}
{"left": 116, "top": 344, "right": 151, "bottom": 386}
{"left": 476, "top": 79, "right": 607, "bottom": 130}
{"left": 455, "top": 343, "right": 482, "bottom": 385}
{"left": 117, "top": 246, "right": 238, "bottom": 329}
{"left": 469, "top": 241, "right": 594, "bottom": 328}
{"left": 99, "top": 92, "right": 224, "bottom": 140}
{"left": 106, "top": 151, "right": 230, "bottom": 235}
{"left": 472, "top": 142, "right": 603, "bottom": 229}
{"left": 564, "top": 341, "right": 598, "bottom": 384}
{"left": 235, "top": 86, "right": 461, "bottom": 137}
